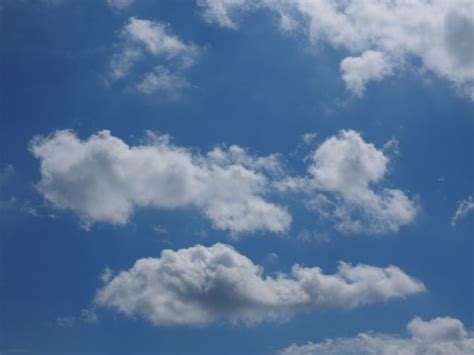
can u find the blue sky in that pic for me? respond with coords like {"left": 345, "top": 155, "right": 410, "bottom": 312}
{"left": 0, "top": 1, "right": 473, "bottom": 354}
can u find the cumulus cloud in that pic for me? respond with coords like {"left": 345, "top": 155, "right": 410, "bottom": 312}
{"left": 106, "top": 0, "right": 135, "bottom": 10}
{"left": 276, "top": 130, "right": 417, "bottom": 234}
{"left": 198, "top": 0, "right": 474, "bottom": 99}
{"left": 30, "top": 129, "right": 417, "bottom": 236}
{"left": 110, "top": 17, "right": 200, "bottom": 96}
{"left": 95, "top": 243, "right": 425, "bottom": 326}
{"left": 280, "top": 316, "right": 474, "bottom": 355}
{"left": 340, "top": 51, "right": 394, "bottom": 96}
{"left": 451, "top": 196, "right": 474, "bottom": 226}
{"left": 30, "top": 130, "right": 291, "bottom": 235}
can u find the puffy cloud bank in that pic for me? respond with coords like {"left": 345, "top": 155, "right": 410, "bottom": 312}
{"left": 94, "top": 243, "right": 425, "bottom": 325}
{"left": 276, "top": 130, "right": 417, "bottom": 234}
{"left": 281, "top": 316, "right": 474, "bottom": 355}
{"left": 30, "top": 129, "right": 417, "bottom": 236}
{"left": 30, "top": 130, "right": 290, "bottom": 234}
{"left": 198, "top": 0, "right": 474, "bottom": 99}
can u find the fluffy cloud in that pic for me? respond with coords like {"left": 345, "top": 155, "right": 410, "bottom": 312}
{"left": 198, "top": 0, "right": 474, "bottom": 99}
{"left": 106, "top": 0, "right": 135, "bottom": 10}
{"left": 110, "top": 17, "right": 200, "bottom": 96}
{"left": 280, "top": 316, "right": 474, "bottom": 355}
{"left": 30, "top": 130, "right": 290, "bottom": 234}
{"left": 95, "top": 243, "right": 425, "bottom": 326}
{"left": 451, "top": 196, "right": 474, "bottom": 226}
{"left": 30, "top": 129, "right": 417, "bottom": 236}
{"left": 340, "top": 51, "right": 394, "bottom": 96}
{"left": 276, "top": 130, "right": 417, "bottom": 234}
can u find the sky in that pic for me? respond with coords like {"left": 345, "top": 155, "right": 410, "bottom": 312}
{"left": 0, "top": 0, "right": 473, "bottom": 354}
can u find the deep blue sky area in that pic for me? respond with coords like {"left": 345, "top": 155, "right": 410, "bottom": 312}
{"left": 1, "top": 1, "right": 473, "bottom": 354}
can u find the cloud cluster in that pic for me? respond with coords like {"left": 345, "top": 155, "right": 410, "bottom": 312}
{"left": 30, "top": 129, "right": 418, "bottom": 236}
{"left": 276, "top": 130, "right": 417, "bottom": 234}
{"left": 280, "top": 316, "right": 474, "bottom": 355}
{"left": 110, "top": 17, "right": 200, "bottom": 96}
{"left": 95, "top": 243, "right": 425, "bottom": 326}
{"left": 30, "top": 130, "right": 290, "bottom": 234}
{"left": 198, "top": 0, "right": 474, "bottom": 99}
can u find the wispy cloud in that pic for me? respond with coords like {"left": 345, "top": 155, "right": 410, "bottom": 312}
{"left": 451, "top": 196, "right": 474, "bottom": 226}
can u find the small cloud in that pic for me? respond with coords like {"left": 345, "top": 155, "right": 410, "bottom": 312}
{"left": 80, "top": 308, "right": 98, "bottom": 323}
{"left": 56, "top": 308, "right": 98, "bottom": 327}
{"left": 340, "top": 51, "right": 394, "bottom": 97}
{"left": 136, "top": 66, "right": 191, "bottom": 98}
{"left": 109, "top": 17, "right": 200, "bottom": 98}
{"left": 451, "top": 196, "right": 474, "bottom": 226}
{"left": 100, "top": 267, "right": 114, "bottom": 284}
{"left": 383, "top": 137, "right": 400, "bottom": 157}
{"left": 302, "top": 133, "right": 318, "bottom": 145}
{"left": 297, "top": 229, "right": 330, "bottom": 243}
{"left": 152, "top": 224, "right": 168, "bottom": 235}
{"left": 56, "top": 316, "right": 75, "bottom": 328}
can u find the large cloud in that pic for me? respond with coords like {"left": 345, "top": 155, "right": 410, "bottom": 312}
{"left": 281, "top": 316, "right": 474, "bottom": 355}
{"left": 197, "top": 0, "right": 474, "bottom": 99}
{"left": 30, "top": 129, "right": 418, "bottom": 236}
{"left": 30, "top": 130, "right": 291, "bottom": 234}
{"left": 110, "top": 17, "right": 200, "bottom": 96}
{"left": 95, "top": 243, "right": 425, "bottom": 326}
{"left": 276, "top": 130, "right": 417, "bottom": 234}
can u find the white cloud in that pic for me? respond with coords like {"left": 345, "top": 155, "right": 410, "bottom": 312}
{"left": 95, "top": 243, "right": 425, "bottom": 326}
{"left": 276, "top": 130, "right": 417, "bottom": 234}
{"left": 280, "top": 316, "right": 474, "bottom": 355}
{"left": 122, "top": 17, "right": 199, "bottom": 67}
{"left": 30, "top": 130, "right": 291, "bottom": 235}
{"left": 30, "top": 129, "right": 417, "bottom": 236}
{"left": 451, "top": 196, "right": 474, "bottom": 226}
{"left": 198, "top": 0, "right": 474, "bottom": 99}
{"left": 110, "top": 17, "right": 200, "bottom": 95}
{"left": 340, "top": 51, "right": 394, "bottom": 96}
{"left": 136, "top": 66, "right": 191, "bottom": 98}
{"left": 197, "top": 0, "right": 254, "bottom": 29}
{"left": 107, "top": 0, "right": 135, "bottom": 11}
